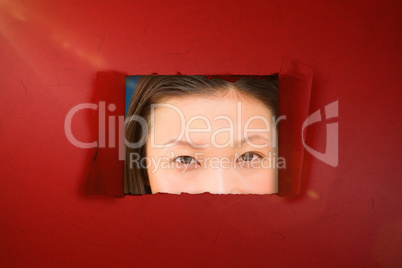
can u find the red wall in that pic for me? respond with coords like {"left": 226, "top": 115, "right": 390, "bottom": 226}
{"left": 1, "top": 0, "right": 401, "bottom": 266}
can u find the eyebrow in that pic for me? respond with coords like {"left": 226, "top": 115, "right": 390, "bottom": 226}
{"left": 162, "top": 134, "right": 271, "bottom": 148}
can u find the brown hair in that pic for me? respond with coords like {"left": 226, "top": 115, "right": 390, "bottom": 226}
{"left": 124, "top": 75, "right": 278, "bottom": 194}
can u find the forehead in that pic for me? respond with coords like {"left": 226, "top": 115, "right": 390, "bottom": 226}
{"left": 157, "top": 88, "right": 271, "bottom": 117}
{"left": 148, "top": 90, "right": 274, "bottom": 145}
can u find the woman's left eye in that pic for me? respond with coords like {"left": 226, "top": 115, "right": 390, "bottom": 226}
{"left": 237, "top": 152, "right": 263, "bottom": 162}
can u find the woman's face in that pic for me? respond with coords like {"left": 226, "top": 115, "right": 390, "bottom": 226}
{"left": 145, "top": 88, "right": 278, "bottom": 194}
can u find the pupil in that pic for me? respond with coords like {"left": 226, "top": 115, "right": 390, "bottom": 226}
{"left": 243, "top": 153, "right": 253, "bottom": 161}
{"left": 181, "top": 156, "right": 192, "bottom": 164}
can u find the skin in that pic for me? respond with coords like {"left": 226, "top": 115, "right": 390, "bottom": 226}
{"left": 145, "top": 87, "right": 278, "bottom": 194}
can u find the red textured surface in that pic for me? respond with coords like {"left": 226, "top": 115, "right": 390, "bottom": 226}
{"left": 86, "top": 71, "right": 126, "bottom": 196}
{"left": 1, "top": 0, "right": 401, "bottom": 267}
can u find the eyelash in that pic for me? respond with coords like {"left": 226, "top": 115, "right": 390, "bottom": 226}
{"left": 236, "top": 152, "right": 264, "bottom": 162}
{"left": 172, "top": 156, "right": 200, "bottom": 165}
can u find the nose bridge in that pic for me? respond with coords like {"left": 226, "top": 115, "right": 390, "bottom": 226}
{"left": 204, "top": 164, "right": 233, "bottom": 194}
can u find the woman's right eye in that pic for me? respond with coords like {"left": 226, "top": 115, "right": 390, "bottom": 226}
{"left": 173, "top": 156, "right": 199, "bottom": 165}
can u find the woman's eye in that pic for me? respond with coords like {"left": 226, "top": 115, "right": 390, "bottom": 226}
{"left": 237, "top": 152, "right": 263, "bottom": 162}
{"left": 173, "top": 156, "right": 199, "bottom": 165}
